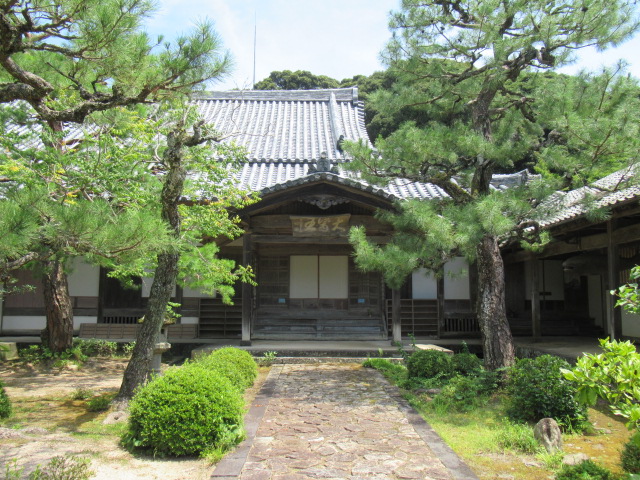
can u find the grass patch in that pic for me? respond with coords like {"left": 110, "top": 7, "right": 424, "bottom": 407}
{"left": 363, "top": 357, "right": 633, "bottom": 480}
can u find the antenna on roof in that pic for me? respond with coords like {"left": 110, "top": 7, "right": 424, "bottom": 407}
{"left": 252, "top": 11, "right": 257, "bottom": 89}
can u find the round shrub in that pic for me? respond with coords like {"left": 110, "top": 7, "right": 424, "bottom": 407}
{"left": 406, "top": 349, "right": 453, "bottom": 380}
{"left": 0, "top": 380, "right": 11, "bottom": 418}
{"left": 125, "top": 364, "right": 245, "bottom": 456}
{"left": 505, "top": 355, "right": 587, "bottom": 430}
{"left": 452, "top": 352, "right": 483, "bottom": 376}
{"left": 555, "top": 460, "right": 614, "bottom": 480}
{"left": 196, "top": 347, "right": 257, "bottom": 390}
{"left": 622, "top": 430, "right": 640, "bottom": 473}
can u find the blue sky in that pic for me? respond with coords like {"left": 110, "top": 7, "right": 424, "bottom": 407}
{"left": 146, "top": 0, "right": 640, "bottom": 90}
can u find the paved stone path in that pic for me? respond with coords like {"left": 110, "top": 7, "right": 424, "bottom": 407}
{"left": 212, "top": 364, "right": 478, "bottom": 480}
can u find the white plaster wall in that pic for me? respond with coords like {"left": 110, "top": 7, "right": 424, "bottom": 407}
{"left": 622, "top": 310, "right": 640, "bottom": 338}
{"left": 3, "top": 315, "right": 46, "bottom": 331}
{"left": 180, "top": 317, "right": 199, "bottom": 325}
{"left": 444, "top": 257, "right": 470, "bottom": 300}
{"left": 290, "top": 256, "right": 318, "bottom": 298}
{"left": 319, "top": 256, "right": 348, "bottom": 298}
{"left": 2, "top": 315, "right": 97, "bottom": 333}
{"left": 68, "top": 259, "right": 100, "bottom": 297}
{"left": 587, "top": 275, "right": 604, "bottom": 327}
{"left": 525, "top": 260, "right": 565, "bottom": 301}
{"left": 412, "top": 269, "right": 437, "bottom": 300}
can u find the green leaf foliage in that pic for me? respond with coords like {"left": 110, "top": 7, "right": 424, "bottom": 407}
{"left": 0, "top": 379, "right": 11, "bottom": 419}
{"left": 406, "top": 350, "right": 454, "bottom": 380}
{"left": 125, "top": 364, "right": 245, "bottom": 456}
{"left": 254, "top": 70, "right": 340, "bottom": 90}
{"left": 563, "top": 338, "right": 640, "bottom": 429}
{"left": 622, "top": 430, "right": 640, "bottom": 474}
{"left": 613, "top": 265, "right": 640, "bottom": 315}
{"left": 554, "top": 460, "right": 615, "bottom": 480}
{"left": 193, "top": 347, "right": 258, "bottom": 391}
{"left": 506, "top": 355, "right": 587, "bottom": 430}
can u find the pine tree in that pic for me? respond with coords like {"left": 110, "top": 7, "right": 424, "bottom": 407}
{"left": 345, "top": 0, "right": 640, "bottom": 369}
{"left": 0, "top": 0, "right": 231, "bottom": 351}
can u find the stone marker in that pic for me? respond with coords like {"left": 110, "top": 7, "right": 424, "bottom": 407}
{"left": 534, "top": 418, "right": 563, "bottom": 453}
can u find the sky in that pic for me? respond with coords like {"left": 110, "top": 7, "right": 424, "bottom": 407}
{"left": 145, "top": 0, "right": 640, "bottom": 90}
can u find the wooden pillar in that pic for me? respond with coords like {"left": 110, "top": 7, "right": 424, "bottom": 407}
{"left": 241, "top": 233, "right": 253, "bottom": 346}
{"left": 391, "top": 288, "right": 402, "bottom": 345}
{"left": 530, "top": 258, "right": 541, "bottom": 341}
{"left": 606, "top": 220, "right": 622, "bottom": 339}
{"left": 437, "top": 268, "right": 445, "bottom": 338}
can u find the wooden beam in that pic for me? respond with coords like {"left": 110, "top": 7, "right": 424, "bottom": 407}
{"left": 250, "top": 214, "right": 393, "bottom": 235}
{"left": 241, "top": 234, "right": 253, "bottom": 346}
{"left": 252, "top": 234, "right": 390, "bottom": 244}
{"left": 530, "top": 258, "right": 541, "bottom": 341}
{"left": 392, "top": 288, "right": 402, "bottom": 345}
{"left": 505, "top": 222, "right": 640, "bottom": 264}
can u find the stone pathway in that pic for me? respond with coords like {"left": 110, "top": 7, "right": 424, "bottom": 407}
{"left": 212, "top": 364, "right": 478, "bottom": 480}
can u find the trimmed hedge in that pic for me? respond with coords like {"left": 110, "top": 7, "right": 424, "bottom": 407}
{"left": 195, "top": 347, "right": 258, "bottom": 390}
{"left": 406, "top": 349, "right": 453, "bottom": 380}
{"left": 452, "top": 352, "right": 483, "bottom": 376}
{"left": 125, "top": 364, "right": 245, "bottom": 456}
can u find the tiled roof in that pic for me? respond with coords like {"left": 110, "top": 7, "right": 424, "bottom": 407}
{"left": 196, "top": 89, "right": 532, "bottom": 201}
{"left": 194, "top": 88, "right": 369, "bottom": 162}
{"left": 540, "top": 165, "right": 640, "bottom": 228}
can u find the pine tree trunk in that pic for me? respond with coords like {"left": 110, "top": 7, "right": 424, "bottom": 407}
{"left": 117, "top": 252, "right": 178, "bottom": 400}
{"left": 475, "top": 234, "right": 515, "bottom": 370}
{"left": 41, "top": 259, "right": 74, "bottom": 353}
{"left": 116, "top": 127, "right": 188, "bottom": 402}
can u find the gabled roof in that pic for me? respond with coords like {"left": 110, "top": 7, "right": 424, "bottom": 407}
{"left": 541, "top": 165, "right": 640, "bottom": 228}
{"left": 195, "top": 88, "right": 531, "bottom": 202}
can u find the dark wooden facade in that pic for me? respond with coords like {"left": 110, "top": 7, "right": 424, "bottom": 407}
{"left": 217, "top": 178, "right": 395, "bottom": 344}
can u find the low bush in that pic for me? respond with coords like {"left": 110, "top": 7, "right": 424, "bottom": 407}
{"left": 495, "top": 422, "right": 539, "bottom": 454}
{"left": 3, "top": 455, "right": 93, "bottom": 480}
{"left": 505, "top": 355, "right": 587, "bottom": 431}
{"left": 19, "top": 345, "right": 53, "bottom": 363}
{"left": 19, "top": 345, "right": 87, "bottom": 365}
{"left": 622, "top": 430, "right": 640, "bottom": 474}
{"left": 555, "top": 460, "right": 615, "bottom": 480}
{"left": 121, "top": 341, "right": 136, "bottom": 356}
{"left": 74, "top": 339, "right": 118, "bottom": 357}
{"left": 406, "top": 349, "right": 453, "bottom": 380}
{"left": 452, "top": 352, "right": 483, "bottom": 376}
{"left": 70, "top": 388, "right": 93, "bottom": 401}
{"left": 431, "top": 374, "right": 491, "bottom": 413}
{"left": 124, "top": 364, "right": 245, "bottom": 456}
{"left": 195, "top": 347, "right": 257, "bottom": 390}
{"left": 363, "top": 358, "right": 408, "bottom": 385}
{"left": 0, "top": 379, "right": 11, "bottom": 418}
{"left": 86, "top": 393, "right": 115, "bottom": 412}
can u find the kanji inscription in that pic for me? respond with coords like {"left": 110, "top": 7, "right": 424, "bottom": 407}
{"left": 290, "top": 214, "right": 351, "bottom": 236}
